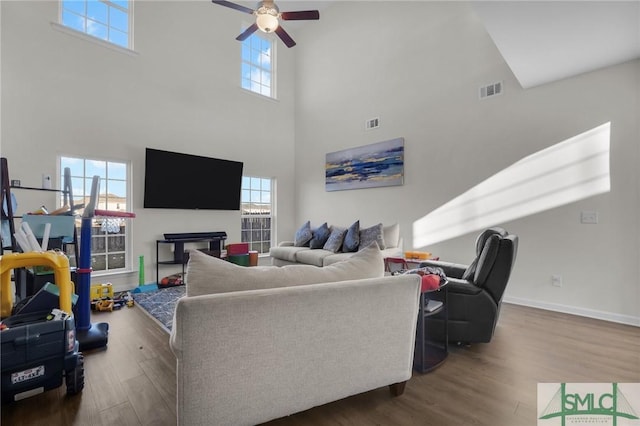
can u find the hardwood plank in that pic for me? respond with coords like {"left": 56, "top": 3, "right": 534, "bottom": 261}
{"left": 95, "top": 401, "right": 141, "bottom": 426}
{"left": 122, "top": 373, "right": 174, "bottom": 426}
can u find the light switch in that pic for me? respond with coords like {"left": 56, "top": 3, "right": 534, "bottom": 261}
{"left": 580, "top": 211, "right": 598, "bottom": 224}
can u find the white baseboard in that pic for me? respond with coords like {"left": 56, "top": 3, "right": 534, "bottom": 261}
{"left": 503, "top": 296, "right": 640, "bottom": 327}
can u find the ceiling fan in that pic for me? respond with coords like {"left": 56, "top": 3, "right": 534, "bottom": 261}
{"left": 211, "top": 0, "right": 320, "bottom": 48}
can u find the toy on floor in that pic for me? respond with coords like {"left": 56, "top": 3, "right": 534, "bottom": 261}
{"left": 0, "top": 253, "right": 84, "bottom": 403}
{"left": 112, "top": 292, "right": 134, "bottom": 309}
{"left": 95, "top": 299, "right": 114, "bottom": 312}
{"left": 91, "top": 291, "right": 134, "bottom": 311}
{"left": 90, "top": 283, "right": 113, "bottom": 300}
{"left": 159, "top": 273, "right": 184, "bottom": 288}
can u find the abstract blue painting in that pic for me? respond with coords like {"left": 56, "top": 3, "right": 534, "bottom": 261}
{"left": 326, "top": 137, "right": 404, "bottom": 191}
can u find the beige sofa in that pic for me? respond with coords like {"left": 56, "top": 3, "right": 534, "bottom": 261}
{"left": 270, "top": 222, "right": 403, "bottom": 267}
{"left": 170, "top": 245, "right": 421, "bottom": 426}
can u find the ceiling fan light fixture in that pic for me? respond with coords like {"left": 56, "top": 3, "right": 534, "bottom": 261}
{"left": 255, "top": 5, "right": 279, "bottom": 33}
{"left": 211, "top": 0, "right": 319, "bottom": 48}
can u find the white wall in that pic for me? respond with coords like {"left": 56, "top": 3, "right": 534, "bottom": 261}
{"left": 294, "top": 2, "right": 640, "bottom": 324}
{"left": 2, "top": 1, "right": 638, "bottom": 325}
{"left": 0, "top": 1, "right": 297, "bottom": 289}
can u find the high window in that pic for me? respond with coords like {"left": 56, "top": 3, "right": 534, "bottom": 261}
{"left": 60, "top": 0, "right": 131, "bottom": 49}
{"left": 241, "top": 32, "right": 274, "bottom": 98}
{"left": 60, "top": 156, "right": 130, "bottom": 273}
{"left": 241, "top": 177, "right": 273, "bottom": 254}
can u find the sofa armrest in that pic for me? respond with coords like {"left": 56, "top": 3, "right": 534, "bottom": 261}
{"left": 419, "top": 259, "right": 467, "bottom": 279}
{"left": 278, "top": 241, "right": 295, "bottom": 247}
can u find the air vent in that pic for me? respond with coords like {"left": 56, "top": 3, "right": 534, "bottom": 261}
{"left": 479, "top": 81, "right": 503, "bottom": 99}
{"left": 365, "top": 117, "right": 380, "bottom": 130}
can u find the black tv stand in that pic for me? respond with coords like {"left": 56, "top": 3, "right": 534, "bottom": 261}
{"left": 156, "top": 232, "right": 227, "bottom": 284}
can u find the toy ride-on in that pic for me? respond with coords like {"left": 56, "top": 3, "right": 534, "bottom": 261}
{"left": 0, "top": 251, "right": 84, "bottom": 403}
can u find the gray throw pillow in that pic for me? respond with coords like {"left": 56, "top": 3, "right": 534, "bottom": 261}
{"left": 309, "top": 222, "right": 331, "bottom": 249}
{"left": 294, "top": 221, "right": 313, "bottom": 247}
{"left": 323, "top": 226, "right": 346, "bottom": 253}
{"left": 342, "top": 220, "right": 360, "bottom": 253}
{"left": 359, "top": 223, "right": 385, "bottom": 250}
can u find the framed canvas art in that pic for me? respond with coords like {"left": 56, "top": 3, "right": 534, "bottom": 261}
{"left": 325, "top": 137, "right": 404, "bottom": 191}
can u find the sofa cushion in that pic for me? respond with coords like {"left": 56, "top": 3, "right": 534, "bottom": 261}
{"left": 295, "top": 249, "right": 334, "bottom": 267}
{"left": 269, "top": 246, "right": 309, "bottom": 262}
{"left": 473, "top": 234, "right": 500, "bottom": 286}
{"left": 383, "top": 223, "right": 400, "bottom": 248}
{"left": 187, "top": 243, "right": 385, "bottom": 296}
{"left": 342, "top": 220, "right": 360, "bottom": 252}
{"left": 359, "top": 223, "right": 385, "bottom": 250}
{"left": 462, "top": 228, "right": 506, "bottom": 280}
{"left": 323, "top": 226, "right": 347, "bottom": 253}
{"left": 309, "top": 222, "right": 331, "bottom": 249}
{"left": 294, "top": 221, "right": 313, "bottom": 247}
{"left": 322, "top": 252, "right": 354, "bottom": 266}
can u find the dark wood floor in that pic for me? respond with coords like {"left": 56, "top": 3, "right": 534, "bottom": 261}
{"left": 2, "top": 303, "right": 639, "bottom": 425}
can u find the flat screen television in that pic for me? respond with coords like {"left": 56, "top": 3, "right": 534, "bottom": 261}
{"left": 143, "top": 148, "right": 243, "bottom": 210}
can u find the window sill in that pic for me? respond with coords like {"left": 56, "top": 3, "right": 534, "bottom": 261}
{"left": 50, "top": 22, "right": 139, "bottom": 57}
{"left": 91, "top": 268, "right": 136, "bottom": 278}
{"left": 240, "top": 87, "right": 279, "bottom": 103}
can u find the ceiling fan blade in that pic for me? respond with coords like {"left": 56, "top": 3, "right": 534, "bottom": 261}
{"left": 275, "top": 26, "right": 296, "bottom": 48}
{"left": 280, "top": 10, "right": 320, "bottom": 21}
{"left": 236, "top": 23, "right": 259, "bottom": 41}
{"left": 211, "top": 0, "right": 255, "bottom": 15}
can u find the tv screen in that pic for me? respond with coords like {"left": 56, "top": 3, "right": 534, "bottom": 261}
{"left": 143, "top": 148, "right": 243, "bottom": 210}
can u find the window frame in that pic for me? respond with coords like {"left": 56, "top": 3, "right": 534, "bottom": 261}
{"left": 58, "top": 0, "right": 133, "bottom": 50}
{"left": 240, "top": 30, "right": 277, "bottom": 99}
{"left": 59, "top": 155, "right": 132, "bottom": 276}
{"left": 240, "top": 176, "right": 274, "bottom": 255}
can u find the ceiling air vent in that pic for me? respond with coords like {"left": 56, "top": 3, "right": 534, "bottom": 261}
{"left": 365, "top": 117, "right": 380, "bottom": 130}
{"left": 479, "top": 81, "right": 503, "bottom": 99}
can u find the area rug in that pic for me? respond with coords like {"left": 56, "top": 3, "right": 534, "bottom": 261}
{"left": 132, "top": 285, "right": 185, "bottom": 332}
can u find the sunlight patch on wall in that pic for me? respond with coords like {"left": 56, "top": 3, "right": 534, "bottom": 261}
{"left": 413, "top": 122, "right": 611, "bottom": 248}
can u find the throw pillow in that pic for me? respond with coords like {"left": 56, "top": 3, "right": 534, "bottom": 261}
{"left": 342, "top": 220, "right": 360, "bottom": 252}
{"left": 323, "top": 226, "right": 347, "bottom": 253}
{"left": 383, "top": 223, "right": 400, "bottom": 249}
{"left": 294, "top": 221, "right": 313, "bottom": 247}
{"left": 359, "top": 223, "right": 385, "bottom": 250}
{"left": 186, "top": 243, "right": 385, "bottom": 297}
{"left": 309, "top": 222, "right": 331, "bottom": 249}
{"left": 403, "top": 266, "right": 446, "bottom": 292}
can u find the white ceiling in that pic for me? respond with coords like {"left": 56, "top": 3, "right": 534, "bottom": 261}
{"left": 472, "top": 1, "right": 640, "bottom": 88}
{"left": 230, "top": 1, "right": 640, "bottom": 89}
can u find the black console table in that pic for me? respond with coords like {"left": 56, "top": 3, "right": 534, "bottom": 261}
{"left": 155, "top": 232, "right": 226, "bottom": 284}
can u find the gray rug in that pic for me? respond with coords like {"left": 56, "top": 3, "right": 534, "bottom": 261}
{"left": 132, "top": 285, "right": 185, "bottom": 332}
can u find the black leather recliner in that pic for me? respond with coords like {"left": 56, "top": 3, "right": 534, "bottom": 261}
{"left": 420, "top": 227, "right": 518, "bottom": 344}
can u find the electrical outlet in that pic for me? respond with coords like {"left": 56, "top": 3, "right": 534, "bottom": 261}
{"left": 551, "top": 274, "right": 563, "bottom": 287}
